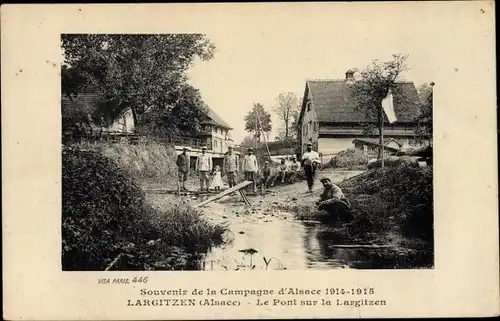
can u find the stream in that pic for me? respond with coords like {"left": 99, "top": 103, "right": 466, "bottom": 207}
{"left": 201, "top": 202, "right": 433, "bottom": 271}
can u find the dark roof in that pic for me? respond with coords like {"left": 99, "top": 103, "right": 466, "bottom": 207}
{"left": 62, "top": 91, "right": 233, "bottom": 130}
{"left": 61, "top": 93, "right": 102, "bottom": 114}
{"left": 200, "top": 103, "right": 233, "bottom": 130}
{"left": 301, "top": 79, "right": 421, "bottom": 124}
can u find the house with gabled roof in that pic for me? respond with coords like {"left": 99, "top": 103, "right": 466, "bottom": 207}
{"left": 61, "top": 90, "right": 235, "bottom": 154}
{"left": 62, "top": 92, "right": 135, "bottom": 134}
{"left": 297, "top": 70, "right": 425, "bottom": 155}
{"left": 198, "top": 103, "right": 235, "bottom": 153}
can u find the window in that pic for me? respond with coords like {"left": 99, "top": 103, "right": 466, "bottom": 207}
{"left": 307, "top": 101, "right": 311, "bottom": 112}
{"left": 313, "top": 122, "right": 317, "bottom": 131}
{"left": 214, "top": 140, "right": 218, "bottom": 147}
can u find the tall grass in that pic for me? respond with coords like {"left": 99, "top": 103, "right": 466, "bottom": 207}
{"left": 145, "top": 202, "right": 229, "bottom": 252}
{"left": 76, "top": 140, "right": 178, "bottom": 186}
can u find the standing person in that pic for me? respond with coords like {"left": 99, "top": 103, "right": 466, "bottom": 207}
{"left": 209, "top": 165, "right": 223, "bottom": 191}
{"left": 222, "top": 146, "right": 239, "bottom": 188}
{"left": 196, "top": 146, "right": 212, "bottom": 191}
{"left": 259, "top": 161, "right": 274, "bottom": 194}
{"left": 176, "top": 147, "right": 190, "bottom": 193}
{"left": 242, "top": 148, "right": 258, "bottom": 193}
{"left": 301, "top": 142, "right": 321, "bottom": 193}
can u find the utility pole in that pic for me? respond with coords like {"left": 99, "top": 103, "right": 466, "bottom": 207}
{"left": 256, "top": 107, "right": 272, "bottom": 160}
{"left": 254, "top": 110, "right": 258, "bottom": 149}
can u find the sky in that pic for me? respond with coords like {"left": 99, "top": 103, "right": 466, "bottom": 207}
{"left": 185, "top": 4, "right": 441, "bottom": 143}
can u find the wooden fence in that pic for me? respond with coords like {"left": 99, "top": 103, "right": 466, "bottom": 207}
{"left": 62, "top": 130, "right": 207, "bottom": 149}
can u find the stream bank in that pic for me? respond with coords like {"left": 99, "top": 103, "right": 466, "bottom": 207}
{"left": 146, "top": 169, "right": 433, "bottom": 270}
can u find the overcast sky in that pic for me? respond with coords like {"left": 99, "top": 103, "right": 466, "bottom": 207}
{"left": 185, "top": 4, "right": 441, "bottom": 143}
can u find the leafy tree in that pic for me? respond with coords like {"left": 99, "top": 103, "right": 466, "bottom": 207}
{"left": 273, "top": 92, "right": 301, "bottom": 140}
{"left": 61, "top": 34, "right": 215, "bottom": 133}
{"left": 416, "top": 82, "right": 434, "bottom": 142}
{"left": 240, "top": 135, "right": 257, "bottom": 148}
{"left": 348, "top": 54, "right": 411, "bottom": 159}
{"left": 138, "top": 84, "right": 208, "bottom": 137}
{"left": 244, "top": 103, "right": 272, "bottom": 144}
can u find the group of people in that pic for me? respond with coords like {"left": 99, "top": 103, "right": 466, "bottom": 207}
{"left": 176, "top": 142, "right": 350, "bottom": 219}
{"left": 175, "top": 145, "right": 303, "bottom": 194}
{"left": 175, "top": 142, "right": 325, "bottom": 194}
{"left": 175, "top": 145, "right": 245, "bottom": 193}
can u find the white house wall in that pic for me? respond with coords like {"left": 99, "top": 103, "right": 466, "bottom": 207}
{"left": 300, "top": 93, "right": 319, "bottom": 154}
{"left": 210, "top": 125, "right": 234, "bottom": 153}
{"left": 109, "top": 108, "right": 135, "bottom": 133}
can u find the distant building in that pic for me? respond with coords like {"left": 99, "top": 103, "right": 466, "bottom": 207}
{"left": 352, "top": 138, "right": 402, "bottom": 159}
{"left": 297, "top": 71, "right": 426, "bottom": 156}
{"left": 198, "top": 104, "right": 235, "bottom": 153}
{"left": 61, "top": 92, "right": 235, "bottom": 151}
{"left": 62, "top": 92, "right": 135, "bottom": 133}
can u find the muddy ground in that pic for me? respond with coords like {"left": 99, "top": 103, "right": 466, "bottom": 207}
{"left": 145, "top": 170, "right": 433, "bottom": 270}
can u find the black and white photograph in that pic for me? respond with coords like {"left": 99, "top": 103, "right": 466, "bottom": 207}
{"left": 61, "top": 33, "right": 434, "bottom": 271}
{"left": 3, "top": 3, "right": 498, "bottom": 320}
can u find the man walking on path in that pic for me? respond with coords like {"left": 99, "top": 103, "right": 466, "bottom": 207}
{"left": 222, "top": 146, "right": 239, "bottom": 188}
{"left": 301, "top": 142, "right": 321, "bottom": 193}
{"left": 242, "top": 148, "right": 258, "bottom": 193}
{"left": 176, "top": 147, "right": 190, "bottom": 193}
{"left": 196, "top": 146, "right": 212, "bottom": 191}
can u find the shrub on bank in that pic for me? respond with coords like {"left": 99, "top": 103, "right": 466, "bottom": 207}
{"left": 340, "top": 165, "right": 433, "bottom": 240}
{"left": 291, "top": 165, "right": 433, "bottom": 242}
{"left": 62, "top": 146, "right": 228, "bottom": 271}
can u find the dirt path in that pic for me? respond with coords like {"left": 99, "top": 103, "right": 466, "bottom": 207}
{"left": 146, "top": 170, "right": 364, "bottom": 271}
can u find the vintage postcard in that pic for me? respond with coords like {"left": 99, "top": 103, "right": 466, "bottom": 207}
{"left": 2, "top": 2, "right": 499, "bottom": 320}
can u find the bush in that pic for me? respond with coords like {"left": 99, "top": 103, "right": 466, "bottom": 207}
{"left": 340, "top": 165, "right": 433, "bottom": 240}
{"left": 62, "top": 146, "right": 228, "bottom": 271}
{"left": 321, "top": 149, "right": 367, "bottom": 170}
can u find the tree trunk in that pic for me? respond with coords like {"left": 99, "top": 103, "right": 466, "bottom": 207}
{"left": 285, "top": 122, "right": 289, "bottom": 139}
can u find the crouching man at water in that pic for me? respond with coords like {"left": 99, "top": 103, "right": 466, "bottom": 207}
{"left": 316, "top": 178, "right": 352, "bottom": 221}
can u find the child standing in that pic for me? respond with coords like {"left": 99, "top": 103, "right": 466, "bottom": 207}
{"left": 209, "top": 165, "right": 223, "bottom": 191}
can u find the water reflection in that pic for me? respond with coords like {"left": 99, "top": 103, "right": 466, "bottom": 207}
{"left": 202, "top": 210, "right": 433, "bottom": 271}
{"left": 302, "top": 222, "right": 433, "bottom": 269}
